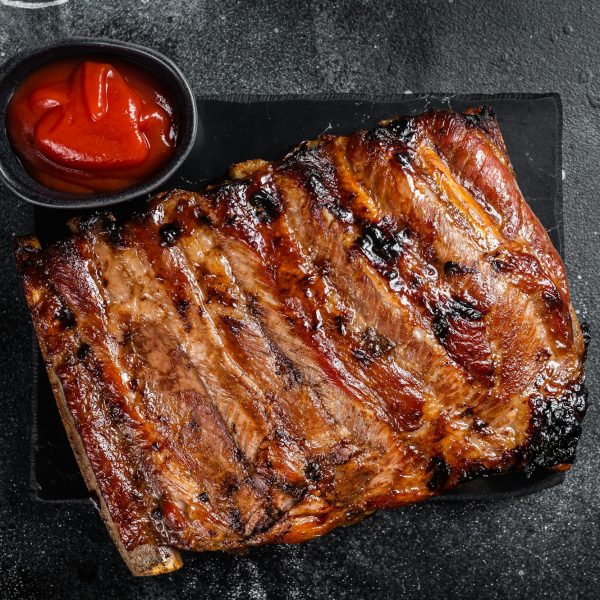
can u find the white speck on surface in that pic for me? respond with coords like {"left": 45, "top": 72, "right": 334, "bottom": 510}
{"left": 318, "top": 122, "right": 333, "bottom": 136}
{"left": 562, "top": 169, "right": 566, "bottom": 180}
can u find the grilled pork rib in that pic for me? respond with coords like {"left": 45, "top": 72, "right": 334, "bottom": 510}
{"left": 15, "top": 108, "right": 587, "bottom": 575}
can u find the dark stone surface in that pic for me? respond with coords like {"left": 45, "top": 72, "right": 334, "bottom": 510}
{"left": 0, "top": 1, "right": 598, "bottom": 598}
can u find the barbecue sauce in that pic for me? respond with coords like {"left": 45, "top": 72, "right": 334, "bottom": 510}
{"left": 6, "top": 58, "right": 177, "bottom": 194}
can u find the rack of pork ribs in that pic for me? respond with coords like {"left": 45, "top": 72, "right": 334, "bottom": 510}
{"left": 16, "top": 107, "right": 588, "bottom": 575}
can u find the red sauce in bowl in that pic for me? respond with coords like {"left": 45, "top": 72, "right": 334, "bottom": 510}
{"left": 6, "top": 58, "right": 177, "bottom": 194}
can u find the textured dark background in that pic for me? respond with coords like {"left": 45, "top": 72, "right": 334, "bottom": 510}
{"left": 0, "top": 1, "right": 598, "bottom": 599}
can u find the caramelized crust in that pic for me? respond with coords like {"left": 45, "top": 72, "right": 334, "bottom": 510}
{"left": 15, "top": 108, "right": 588, "bottom": 575}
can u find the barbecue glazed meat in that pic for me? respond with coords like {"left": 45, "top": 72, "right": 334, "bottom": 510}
{"left": 15, "top": 108, "right": 588, "bottom": 576}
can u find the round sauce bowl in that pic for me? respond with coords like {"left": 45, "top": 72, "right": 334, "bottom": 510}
{"left": 0, "top": 38, "right": 197, "bottom": 209}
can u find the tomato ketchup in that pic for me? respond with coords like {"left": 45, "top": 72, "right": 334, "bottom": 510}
{"left": 6, "top": 58, "right": 177, "bottom": 194}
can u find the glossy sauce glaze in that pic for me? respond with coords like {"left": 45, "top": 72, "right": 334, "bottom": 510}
{"left": 15, "top": 108, "right": 588, "bottom": 575}
{"left": 6, "top": 58, "right": 177, "bottom": 194}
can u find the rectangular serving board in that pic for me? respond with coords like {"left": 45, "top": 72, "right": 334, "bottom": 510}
{"left": 31, "top": 93, "right": 565, "bottom": 502}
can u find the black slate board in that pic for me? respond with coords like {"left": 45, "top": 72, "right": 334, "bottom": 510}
{"left": 31, "top": 93, "right": 564, "bottom": 502}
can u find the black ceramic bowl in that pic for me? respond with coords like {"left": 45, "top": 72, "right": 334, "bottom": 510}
{"left": 0, "top": 38, "right": 197, "bottom": 209}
